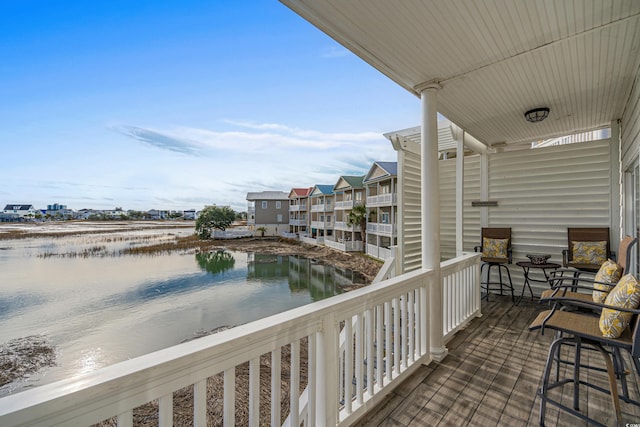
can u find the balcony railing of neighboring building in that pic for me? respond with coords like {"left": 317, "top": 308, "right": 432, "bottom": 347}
{"left": 366, "top": 244, "right": 393, "bottom": 261}
{"left": 366, "top": 193, "right": 397, "bottom": 207}
{"left": 333, "top": 221, "right": 355, "bottom": 231}
{"left": 289, "top": 205, "right": 301, "bottom": 212}
{"left": 366, "top": 223, "right": 396, "bottom": 236}
{"left": 311, "top": 204, "right": 330, "bottom": 212}
{"left": 0, "top": 253, "right": 481, "bottom": 427}
{"left": 289, "top": 219, "right": 307, "bottom": 226}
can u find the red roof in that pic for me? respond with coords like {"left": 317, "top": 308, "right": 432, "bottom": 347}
{"left": 290, "top": 187, "right": 313, "bottom": 197}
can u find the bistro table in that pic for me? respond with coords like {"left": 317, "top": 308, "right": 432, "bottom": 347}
{"left": 515, "top": 260, "right": 561, "bottom": 304}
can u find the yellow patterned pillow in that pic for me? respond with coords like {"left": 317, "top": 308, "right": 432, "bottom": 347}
{"left": 599, "top": 274, "right": 640, "bottom": 338}
{"left": 482, "top": 237, "right": 508, "bottom": 259}
{"left": 572, "top": 241, "right": 607, "bottom": 265}
{"left": 592, "top": 259, "right": 623, "bottom": 303}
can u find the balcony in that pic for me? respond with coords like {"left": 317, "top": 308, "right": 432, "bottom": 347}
{"left": 0, "top": 254, "right": 482, "bottom": 426}
{"left": 367, "top": 222, "right": 396, "bottom": 236}
{"left": 311, "top": 204, "right": 330, "bottom": 213}
{"left": 353, "top": 296, "right": 640, "bottom": 426}
{"left": 289, "top": 218, "right": 307, "bottom": 226}
{"left": 334, "top": 221, "right": 355, "bottom": 231}
{"left": 366, "top": 193, "right": 397, "bottom": 207}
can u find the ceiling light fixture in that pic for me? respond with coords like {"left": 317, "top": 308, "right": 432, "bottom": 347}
{"left": 524, "top": 107, "right": 550, "bottom": 123}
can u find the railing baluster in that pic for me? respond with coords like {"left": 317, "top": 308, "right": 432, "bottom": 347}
{"left": 224, "top": 368, "right": 235, "bottom": 427}
{"left": 355, "top": 313, "right": 363, "bottom": 405}
{"left": 385, "top": 300, "right": 392, "bottom": 381}
{"left": 193, "top": 380, "right": 207, "bottom": 427}
{"left": 116, "top": 410, "right": 133, "bottom": 427}
{"left": 271, "top": 349, "right": 281, "bottom": 426}
{"left": 366, "top": 308, "right": 374, "bottom": 397}
{"left": 393, "top": 297, "right": 400, "bottom": 376}
{"left": 307, "top": 334, "right": 317, "bottom": 427}
{"left": 401, "top": 294, "right": 407, "bottom": 369}
{"left": 249, "top": 357, "right": 260, "bottom": 427}
{"left": 376, "top": 304, "right": 383, "bottom": 388}
{"left": 344, "top": 317, "right": 353, "bottom": 413}
{"left": 158, "top": 393, "right": 172, "bottom": 427}
{"left": 290, "top": 341, "right": 300, "bottom": 427}
{"left": 408, "top": 290, "right": 415, "bottom": 363}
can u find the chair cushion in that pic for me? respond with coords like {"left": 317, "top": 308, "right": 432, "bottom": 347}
{"left": 482, "top": 237, "right": 508, "bottom": 259}
{"left": 572, "top": 241, "right": 607, "bottom": 265}
{"left": 599, "top": 274, "right": 640, "bottom": 338}
{"left": 592, "top": 259, "right": 623, "bottom": 303}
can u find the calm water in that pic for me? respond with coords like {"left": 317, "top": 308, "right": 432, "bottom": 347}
{"left": 0, "top": 225, "right": 360, "bottom": 395}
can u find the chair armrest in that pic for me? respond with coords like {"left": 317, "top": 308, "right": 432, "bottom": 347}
{"left": 547, "top": 276, "right": 614, "bottom": 289}
{"left": 541, "top": 294, "right": 640, "bottom": 315}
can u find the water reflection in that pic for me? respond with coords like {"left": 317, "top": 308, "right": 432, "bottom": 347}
{"left": 0, "top": 230, "right": 364, "bottom": 396}
{"left": 196, "top": 250, "right": 236, "bottom": 275}
{"left": 247, "top": 254, "right": 365, "bottom": 301}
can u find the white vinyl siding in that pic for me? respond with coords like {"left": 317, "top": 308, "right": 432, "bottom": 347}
{"left": 398, "top": 138, "right": 615, "bottom": 296}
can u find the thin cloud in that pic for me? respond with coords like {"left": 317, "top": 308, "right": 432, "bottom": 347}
{"left": 115, "top": 125, "right": 204, "bottom": 156}
{"left": 322, "top": 46, "right": 351, "bottom": 58}
{"left": 115, "top": 121, "right": 386, "bottom": 153}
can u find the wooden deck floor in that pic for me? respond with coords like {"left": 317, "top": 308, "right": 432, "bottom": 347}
{"left": 354, "top": 295, "right": 640, "bottom": 426}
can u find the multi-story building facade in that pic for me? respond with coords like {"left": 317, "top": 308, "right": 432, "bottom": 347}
{"left": 307, "top": 185, "right": 334, "bottom": 245}
{"left": 326, "top": 175, "right": 365, "bottom": 252}
{"left": 288, "top": 187, "right": 312, "bottom": 238}
{"left": 363, "top": 162, "right": 398, "bottom": 260}
{"left": 246, "top": 191, "right": 289, "bottom": 236}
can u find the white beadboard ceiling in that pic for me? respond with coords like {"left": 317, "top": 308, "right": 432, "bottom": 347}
{"left": 280, "top": 0, "right": 640, "bottom": 146}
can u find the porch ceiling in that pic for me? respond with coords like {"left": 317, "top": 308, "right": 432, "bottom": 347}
{"left": 280, "top": 0, "right": 640, "bottom": 146}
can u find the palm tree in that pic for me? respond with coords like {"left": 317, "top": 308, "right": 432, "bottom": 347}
{"left": 347, "top": 204, "right": 368, "bottom": 248}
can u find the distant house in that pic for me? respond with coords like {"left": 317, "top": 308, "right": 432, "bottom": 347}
{"left": 288, "top": 187, "right": 312, "bottom": 237}
{"left": 2, "top": 204, "right": 38, "bottom": 220}
{"left": 363, "top": 161, "right": 398, "bottom": 260}
{"left": 246, "top": 191, "right": 289, "bottom": 236}
{"left": 328, "top": 175, "right": 365, "bottom": 252}
{"left": 183, "top": 209, "right": 196, "bottom": 220}
{"left": 308, "top": 184, "right": 335, "bottom": 244}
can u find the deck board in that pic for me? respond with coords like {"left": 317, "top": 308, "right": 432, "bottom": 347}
{"left": 353, "top": 296, "right": 640, "bottom": 426}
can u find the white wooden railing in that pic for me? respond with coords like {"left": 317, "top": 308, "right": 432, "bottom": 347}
{"left": 366, "top": 244, "right": 392, "bottom": 260}
{"left": 334, "top": 221, "right": 355, "bottom": 231}
{"left": 441, "top": 252, "right": 482, "bottom": 341}
{"left": 0, "top": 254, "right": 481, "bottom": 427}
{"left": 366, "top": 223, "right": 396, "bottom": 235}
{"left": 366, "top": 193, "right": 396, "bottom": 206}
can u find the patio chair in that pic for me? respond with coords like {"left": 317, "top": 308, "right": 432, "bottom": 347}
{"left": 541, "top": 235, "right": 637, "bottom": 304}
{"left": 529, "top": 286, "right": 640, "bottom": 426}
{"left": 474, "top": 227, "right": 514, "bottom": 302}
{"left": 562, "top": 227, "right": 612, "bottom": 274}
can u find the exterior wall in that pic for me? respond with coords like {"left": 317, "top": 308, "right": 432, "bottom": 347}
{"left": 251, "top": 199, "right": 289, "bottom": 236}
{"left": 398, "top": 138, "right": 615, "bottom": 294}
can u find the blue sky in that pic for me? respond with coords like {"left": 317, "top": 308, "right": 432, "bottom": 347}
{"left": 1, "top": 1, "right": 420, "bottom": 212}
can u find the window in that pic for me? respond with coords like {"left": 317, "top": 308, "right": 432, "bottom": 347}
{"left": 381, "top": 213, "right": 389, "bottom": 224}
{"left": 356, "top": 192, "right": 362, "bottom": 201}
{"left": 277, "top": 214, "right": 283, "bottom": 222}
{"left": 262, "top": 201, "right": 268, "bottom": 209}
{"left": 276, "top": 201, "right": 281, "bottom": 209}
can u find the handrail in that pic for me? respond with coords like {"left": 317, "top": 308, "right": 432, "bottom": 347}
{"left": 0, "top": 254, "right": 481, "bottom": 427}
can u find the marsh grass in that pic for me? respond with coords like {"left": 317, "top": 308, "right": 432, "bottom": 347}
{"left": 0, "top": 336, "right": 56, "bottom": 387}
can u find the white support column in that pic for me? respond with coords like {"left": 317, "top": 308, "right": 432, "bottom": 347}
{"left": 480, "top": 152, "right": 489, "bottom": 227}
{"left": 456, "top": 134, "right": 464, "bottom": 256}
{"left": 420, "top": 83, "right": 447, "bottom": 361}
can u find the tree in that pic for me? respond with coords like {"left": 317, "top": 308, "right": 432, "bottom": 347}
{"left": 195, "top": 205, "right": 236, "bottom": 239}
{"left": 347, "top": 204, "right": 368, "bottom": 248}
{"left": 256, "top": 226, "right": 267, "bottom": 237}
